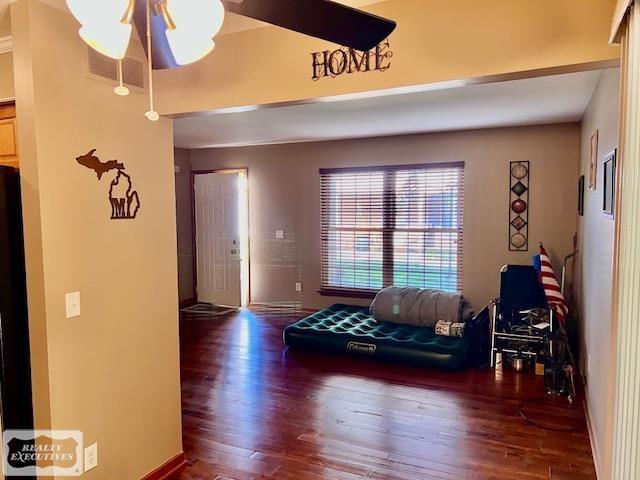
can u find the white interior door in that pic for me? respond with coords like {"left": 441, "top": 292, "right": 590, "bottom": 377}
{"left": 194, "top": 172, "right": 241, "bottom": 307}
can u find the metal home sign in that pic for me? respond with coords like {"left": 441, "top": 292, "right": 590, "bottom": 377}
{"left": 311, "top": 39, "right": 392, "bottom": 81}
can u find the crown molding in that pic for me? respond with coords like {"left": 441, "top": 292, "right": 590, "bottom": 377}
{"left": 0, "top": 36, "right": 12, "bottom": 54}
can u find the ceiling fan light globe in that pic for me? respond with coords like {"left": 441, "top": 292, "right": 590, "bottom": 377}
{"left": 166, "top": 0, "right": 225, "bottom": 38}
{"left": 79, "top": 22, "right": 132, "bottom": 59}
{"left": 66, "top": 0, "right": 87, "bottom": 24}
{"left": 166, "top": 30, "right": 215, "bottom": 66}
{"left": 67, "top": 0, "right": 133, "bottom": 26}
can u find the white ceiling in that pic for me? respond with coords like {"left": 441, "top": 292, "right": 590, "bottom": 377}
{"left": 173, "top": 69, "right": 605, "bottom": 149}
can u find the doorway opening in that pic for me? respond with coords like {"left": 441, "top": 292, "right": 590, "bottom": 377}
{"left": 191, "top": 168, "right": 249, "bottom": 308}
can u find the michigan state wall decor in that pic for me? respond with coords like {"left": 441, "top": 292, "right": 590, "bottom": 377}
{"left": 76, "top": 149, "right": 141, "bottom": 220}
{"left": 509, "top": 161, "right": 529, "bottom": 251}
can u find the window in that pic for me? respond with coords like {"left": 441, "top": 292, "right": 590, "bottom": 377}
{"left": 320, "top": 162, "right": 464, "bottom": 296}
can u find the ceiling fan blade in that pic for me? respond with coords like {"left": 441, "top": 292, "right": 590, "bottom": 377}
{"left": 133, "top": 0, "right": 179, "bottom": 70}
{"left": 222, "top": 0, "right": 396, "bottom": 51}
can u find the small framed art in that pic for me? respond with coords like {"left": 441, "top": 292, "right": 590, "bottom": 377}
{"left": 603, "top": 149, "right": 617, "bottom": 216}
{"left": 589, "top": 129, "right": 599, "bottom": 190}
{"left": 578, "top": 175, "right": 585, "bottom": 216}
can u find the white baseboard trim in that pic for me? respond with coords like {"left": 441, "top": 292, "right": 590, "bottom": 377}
{"left": 583, "top": 395, "right": 603, "bottom": 479}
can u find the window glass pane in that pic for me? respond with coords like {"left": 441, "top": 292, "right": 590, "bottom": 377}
{"left": 392, "top": 231, "right": 460, "bottom": 292}
{"left": 395, "top": 169, "right": 462, "bottom": 229}
{"left": 321, "top": 165, "right": 463, "bottom": 293}
{"left": 392, "top": 167, "right": 463, "bottom": 292}
{"left": 329, "top": 172, "right": 384, "bottom": 229}
{"left": 325, "top": 230, "right": 383, "bottom": 289}
{"left": 322, "top": 172, "right": 384, "bottom": 290}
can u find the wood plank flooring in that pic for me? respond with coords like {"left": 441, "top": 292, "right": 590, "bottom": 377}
{"left": 174, "top": 309, "right": 596, "bottom": 480}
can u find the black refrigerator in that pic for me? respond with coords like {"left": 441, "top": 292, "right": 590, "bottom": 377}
{"left": 0, "top": 166, "right": 34, "bottom": 439}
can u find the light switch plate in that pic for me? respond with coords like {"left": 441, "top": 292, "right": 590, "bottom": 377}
{"left": 174, "top": 165, "right": 181, "bottom": 174}
{"left": 275, "top": 230, "right": 285, "bottom": 239}
{"left": 65, "top": 292, "right": 81, "bottom": 318}
{"left": 84, "top": 442, "right": 98, "bottom": 472}
{"left": 295, "top": 283, "right": 302, "bottom": 292}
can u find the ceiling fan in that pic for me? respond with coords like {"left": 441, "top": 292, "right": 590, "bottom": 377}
{"left": 67, "top": 0, "right": 397, "bottom": 70}
{"left": 66, "top": 0, "right": 395, "bottom": 121}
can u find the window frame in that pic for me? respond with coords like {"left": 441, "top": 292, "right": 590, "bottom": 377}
{"left": 319, "top": 162, "right": 465, "bottom": 298}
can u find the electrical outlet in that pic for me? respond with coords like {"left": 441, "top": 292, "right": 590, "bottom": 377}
{"left": 295, "top": 283, "right": 302, "bottom": 292}
{"left": 65, "top": 292, "right": 81, "bottom": 318}
{"left": 84, "top": 442, "right": 98, "bottom": 472}
{"left": 275, "top": 230, "right": 285, "bottom": 240}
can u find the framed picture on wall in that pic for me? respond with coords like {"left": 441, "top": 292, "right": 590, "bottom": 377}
{"left": 603, "top": 149, "right": 617, "bottom": 216}
{"left": 578, "top": 175, "right": 585, "bottom": 216}
{"left": 589, "top": 129, "right": 599, "bottom": 190}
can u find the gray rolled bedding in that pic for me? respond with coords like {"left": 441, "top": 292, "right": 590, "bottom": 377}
{"left": 369, "top": 286, "right": 472, "bottom": 327}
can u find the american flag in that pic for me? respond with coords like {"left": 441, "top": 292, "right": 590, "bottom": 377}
{"left": 538, "top": 243, "right": 569, "bottom": 326}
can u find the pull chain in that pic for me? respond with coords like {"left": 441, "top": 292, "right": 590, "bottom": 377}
{"left": 145, "top": 0, "right": 159, "bottom": 121}
{"left": 114, "top": 59, "right": 130, "bottom": 96}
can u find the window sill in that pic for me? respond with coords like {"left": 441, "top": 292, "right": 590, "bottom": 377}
{"left": 318, "top": 288, "right": 377, "bottom": 299}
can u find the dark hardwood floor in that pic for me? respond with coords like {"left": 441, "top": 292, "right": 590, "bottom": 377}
{"left": 174, "top": 309, "right": 596, "bottom": 480}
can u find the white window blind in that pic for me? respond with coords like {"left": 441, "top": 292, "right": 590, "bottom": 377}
{"left": 320, "top": 163, "right": 464, "bottom": 295}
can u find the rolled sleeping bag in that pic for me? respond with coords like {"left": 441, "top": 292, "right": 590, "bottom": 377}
{"left": 370, "top": 286, "right": 469, "bottom": 327}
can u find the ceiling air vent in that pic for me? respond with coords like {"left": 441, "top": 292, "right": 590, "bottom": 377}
{"left": 86, "top": 48, "right": 145, "bottom": 90}
{"left": 121, "top": 58, "right": 144, "bottom": 89}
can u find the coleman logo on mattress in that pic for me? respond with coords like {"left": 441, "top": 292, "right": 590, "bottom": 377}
{"left": 347, "top": 342, "right": 377, "bottom": 355}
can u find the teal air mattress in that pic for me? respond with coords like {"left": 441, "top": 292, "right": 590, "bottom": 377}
{"left": 283, "top": 304, "right": 471, "bottom": 371}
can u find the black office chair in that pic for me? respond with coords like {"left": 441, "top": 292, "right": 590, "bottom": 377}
{"left": 498, "top": 265, "right": 548, "bottom": 326}
{"left": 489, "top": 265, "right": 551, "bottom": 369}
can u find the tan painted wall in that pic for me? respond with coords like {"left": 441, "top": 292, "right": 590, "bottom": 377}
{"left": 174, "top": 148, "right": 194, "bottom": 303}
{"left": 0, "top": 7, "right": 10, "bottom": 36}
{"left": 576, "top": 68, "right": 620, "bottom": 479}
{"left": 0, "top": 53, "right": 14, "bottom": 100}
{"left": 11, "top": 1, "right": 182, "bottom": 478}
{"left": 0, "top": 9, "right": 13, "bottom": 100}
{"left": 156, "top": 0, "right": 619, "bottom": 115}
{"left": 189, "top": 123, "right": 580, "bottom": 311}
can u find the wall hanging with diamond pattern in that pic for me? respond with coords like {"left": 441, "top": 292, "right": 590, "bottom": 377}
{"left": 509, "top": 161, "right": 529, "bottom": 251}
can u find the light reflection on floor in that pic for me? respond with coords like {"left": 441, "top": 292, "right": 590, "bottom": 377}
{"left": 309, "top": 373, "right": 466, "bottom": 459}
{"left": 213, "top": 309, "right": 267, "bottom": 439}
